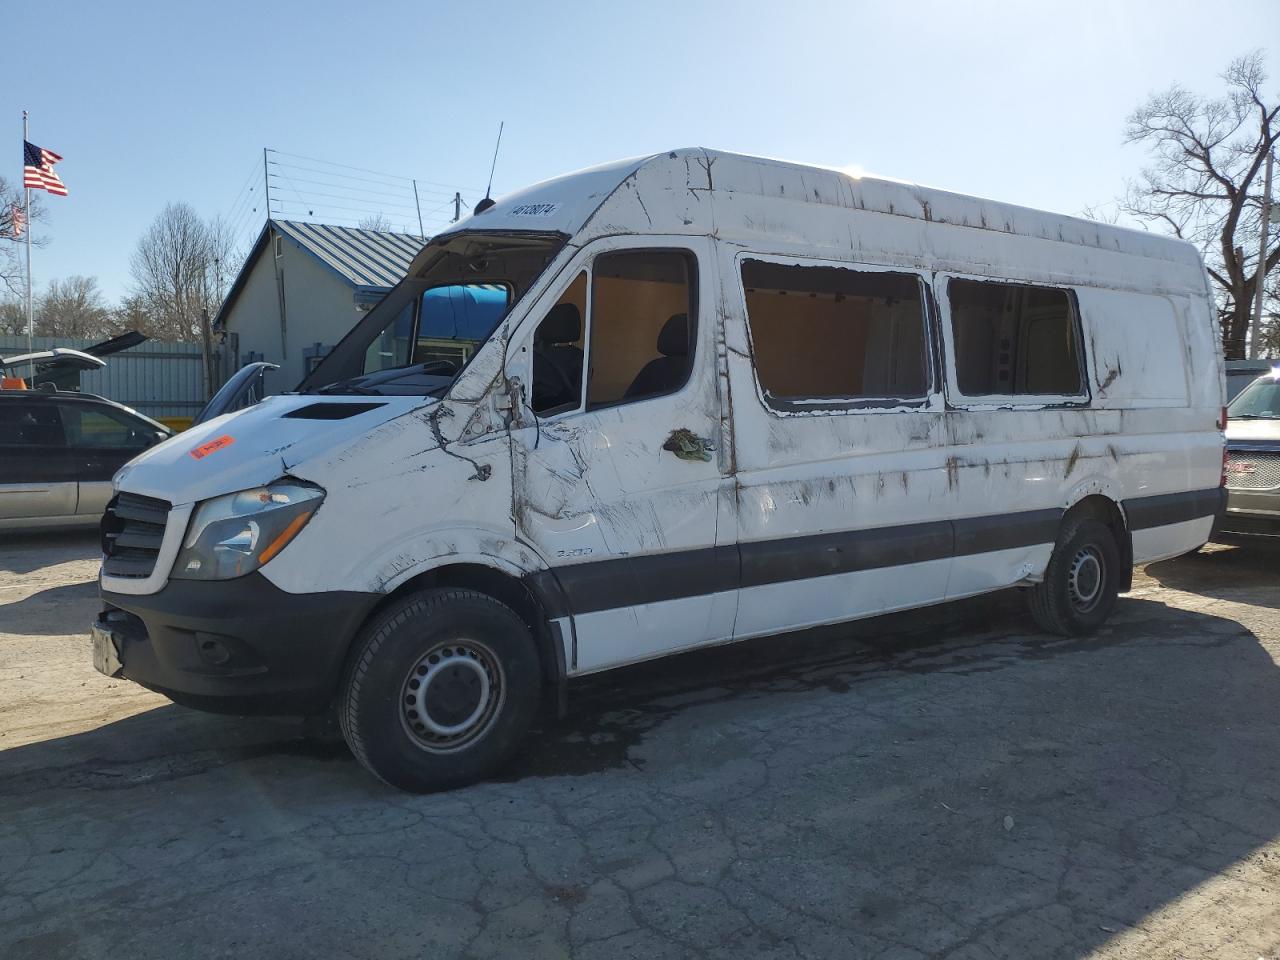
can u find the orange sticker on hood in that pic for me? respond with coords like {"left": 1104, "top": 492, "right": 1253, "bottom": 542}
{"left": 190, "top": 435, "right": 235, "bottom": 460}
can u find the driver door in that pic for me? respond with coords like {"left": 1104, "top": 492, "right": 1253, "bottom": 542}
{"left": 506, "top": 236, "right": 737, "bottom": 675}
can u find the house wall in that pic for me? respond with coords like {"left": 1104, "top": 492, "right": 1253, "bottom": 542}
{"left": 223, "top": 230, "right": 369, "bottom": 392}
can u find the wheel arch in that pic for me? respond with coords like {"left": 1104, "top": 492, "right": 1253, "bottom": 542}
{"left": 368, "top": 556, "right": 571, "bottom": 709}
{"left": 1061, "top": 488, "right": 1132, "bottom": 592}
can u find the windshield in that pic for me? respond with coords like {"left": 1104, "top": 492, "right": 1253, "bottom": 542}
{"left": 1228, "top": 373, "right": 1280, "bottom": 420}
{"left": 300, "top": 231, "right": 566, "bottom": 396}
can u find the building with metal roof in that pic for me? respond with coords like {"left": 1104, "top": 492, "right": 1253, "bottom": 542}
{"left": 215, "top": 219, "right": 426, "bottom": 390}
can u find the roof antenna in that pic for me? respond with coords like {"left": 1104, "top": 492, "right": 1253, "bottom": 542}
{"left": 474, "top": 121, "right": 503, "bottom": 215}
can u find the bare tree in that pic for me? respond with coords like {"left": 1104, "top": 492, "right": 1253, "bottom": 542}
{"left": 130, "top": 203, "right": 238, "bottom": 396}
{"left": 1119, "top": 52, "right": 1279, "bottom": 358}
{"left": 0, "top": 175, "right": 45, "bottom": 299}
{"left": 358, "top": 213, "right": 392, "bottom": 232}
{"left": 111, "top": 293, "right": 155, "bottom": 335}
{"left": 1261, "top": 270, "right": 1280, "bottom": 355}
{"left": 36, "top": 275, "right": 114, "bottom": 339}
{"left": 130, "top": 202, "right": 211, "bottom": 341}
{"left": 0, "top": 294, "right": 26, "bottom": 336}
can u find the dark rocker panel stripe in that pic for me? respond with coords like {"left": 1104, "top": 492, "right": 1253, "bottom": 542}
{"left": 1122, "top": 488, "right": 1223, "bottom": 531}
{"left": 530, "top": 488, "right": 1220, "bottom": 617}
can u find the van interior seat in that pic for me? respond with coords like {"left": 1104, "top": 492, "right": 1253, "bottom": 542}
{"left": 533, "top": 303, "right": 584, "bottom": 409}
{"left": 624, "top": 313, "right": 690, "bottom": 400}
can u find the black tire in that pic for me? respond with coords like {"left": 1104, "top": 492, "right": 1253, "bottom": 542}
{"left": 339, "top": 588, "right": 541, "bottom": 792}
{"left": 1028, "top": 517, "right": 1121, "bottom": 636}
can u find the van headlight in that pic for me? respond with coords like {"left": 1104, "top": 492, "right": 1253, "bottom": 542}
{"left": 173, "top": 481, "right": 325, "bottom": 580}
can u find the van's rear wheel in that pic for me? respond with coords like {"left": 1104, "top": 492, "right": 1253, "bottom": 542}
{"left": 340, "top": 588, "right": 540, "bottom": 792}
{"left": 1028, "top": 517, "right": 1121, "bottom": 636}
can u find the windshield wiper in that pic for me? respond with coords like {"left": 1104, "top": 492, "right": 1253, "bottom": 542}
{"left": 312, "top": 360, "right": 459, "bottom": 396}
{"left": 314, "top": 379, "right": 382, "bottom": 396}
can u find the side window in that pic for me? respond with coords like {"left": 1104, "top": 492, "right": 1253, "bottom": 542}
{"left": 531, "top": 272, "right": 587, "bottom": 414}
{"left": 0, "top": 402, "right": 65, "bottom": 446}
{"left": 586, "top": 250, "right": 695, "bottom": 410}
{"left": 529, "top": 251, "right": 697, "bottom": 415}
{"left": 948, "top": 279, "right": 1084, "bottom": 397}
{"left": 60, "top": 405, "right": 149, "bottom": 449}
{"left": 741, "top": 259, "right": 929, "bottom": 406}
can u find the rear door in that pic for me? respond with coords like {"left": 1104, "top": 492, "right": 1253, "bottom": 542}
{"left": 0, "top": 398, "right": 77, "bottom": 520}
{"left": 57, "top": 400, "right": 163, "bottom": 516}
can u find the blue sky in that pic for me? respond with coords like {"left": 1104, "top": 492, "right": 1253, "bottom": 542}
{"left": 6, "top": 0, "right": 1279, "bottom": 304}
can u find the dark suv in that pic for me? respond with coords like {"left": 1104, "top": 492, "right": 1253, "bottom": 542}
{"left": 0, "top": 389, "right": 172, "bottom": 531}
{"left": 1218, "top": 371, "right": 1280, "bottom": 540}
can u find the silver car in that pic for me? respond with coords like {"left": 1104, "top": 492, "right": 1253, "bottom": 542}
{"left": 1218, "top": 370, "right": 1280, "bottom": 540}
{"left": 0, "top": 388, "right": 172, "bottom": 531}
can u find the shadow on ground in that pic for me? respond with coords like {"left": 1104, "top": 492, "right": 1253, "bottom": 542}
{"left": 1146, "top": 540, "right": 1280, "bottom": 608}
{"left": 0, "top": 530, "right": 99, "bottom": 576}
{"left": 3, "top": 575, "right": 1278, "bottom": 959}
{"left": 2, "top": 580, "right": 100, "bottom": 637}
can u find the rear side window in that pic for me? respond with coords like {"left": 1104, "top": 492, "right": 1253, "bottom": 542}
{"left": 741, "top": 259, "right": 929, "bottom": 406}
{"left": 948, "top": 279, "right": 1084, "bottom": 397}
{"left": 0, "top": 402, "right": 64, "bottom": 445}
{"left": 60, "top": 405, "right": 149, "bottom": 448}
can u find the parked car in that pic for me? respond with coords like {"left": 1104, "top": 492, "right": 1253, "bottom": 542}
{"left": 92, "top": 148, "right": 1224, "bottom": 792}
{"left": 1225, "top": 358, "right": 1279, "bottom": 402}
{"left": 1, "top": 366, "right": 173, "bottom": 531}
{"left": 1217, "top": 369, "right": 1280, "bottom": 540}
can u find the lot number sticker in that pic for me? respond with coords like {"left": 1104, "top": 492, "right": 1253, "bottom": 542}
{"left": 190, "top": 435, "right": 235, "bottom": 460}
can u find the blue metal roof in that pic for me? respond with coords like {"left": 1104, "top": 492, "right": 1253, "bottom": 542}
{"left": 272, "top": 220, "right": 427, "bottom": 290}
{"left": 214, "top": 219, "right": 428, "bottom": 330}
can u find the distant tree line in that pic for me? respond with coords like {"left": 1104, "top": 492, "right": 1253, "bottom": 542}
{"left": 1, "top": 201, "right": 237, "bottom": 346}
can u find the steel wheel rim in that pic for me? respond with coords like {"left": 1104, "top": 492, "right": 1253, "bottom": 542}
{"left": 1068, "top": 546, "right": 1104, "bottom": 613}
{"left": 399, "top": 639, "right": 505, "bottom": 753}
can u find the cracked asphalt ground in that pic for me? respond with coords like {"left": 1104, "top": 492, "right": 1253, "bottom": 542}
{"left": 1, "top": 532, "right": 1279, "bottom": 960}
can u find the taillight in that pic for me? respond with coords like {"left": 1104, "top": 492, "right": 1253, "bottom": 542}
{"left": 1218, "top": 406, "right": 1228, "bottom": 429}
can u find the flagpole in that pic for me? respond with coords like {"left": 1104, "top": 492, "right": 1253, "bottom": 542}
{"left": 22, "top": 110, "right": 34, "bottom": 379}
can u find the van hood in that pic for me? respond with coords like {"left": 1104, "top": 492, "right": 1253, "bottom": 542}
{"left": 114, "top": 393, "right": 432, "bottom": 505}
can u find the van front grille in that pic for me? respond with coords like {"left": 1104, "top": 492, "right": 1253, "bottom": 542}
{"left": 102, "top": 492, "right": 171, "bottom": 579}
{"left": 1225, "top": 451, "right": 1280, "bottom": 491}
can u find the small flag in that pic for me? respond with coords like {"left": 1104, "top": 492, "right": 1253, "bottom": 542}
{"left": 10, "top": 202, "right": 25, "bottom": 238}
{"left": 23, "top": 140, "right": 68, "bottom": 197}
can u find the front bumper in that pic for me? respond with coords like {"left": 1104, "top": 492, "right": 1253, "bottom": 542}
{"left": 98, "top": 573, "right": 379, "bottom": 715}
{"left": 1215, "top": 488, "right": 1280, "bottom": 540}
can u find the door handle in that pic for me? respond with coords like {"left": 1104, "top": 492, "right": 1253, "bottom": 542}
{"left": 662, "top": 428, "right": 714, "bottom": 462}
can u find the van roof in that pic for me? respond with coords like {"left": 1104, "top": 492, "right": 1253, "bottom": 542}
{"left": 439, "top": 147, "right": 1203, "bottom": 276}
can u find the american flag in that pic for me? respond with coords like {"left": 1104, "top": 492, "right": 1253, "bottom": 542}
{"left": 23, "top": 140, "right": 68, "bottom": 197}
{"left": 10, "top": 202, "right": 25, "bottom": 239}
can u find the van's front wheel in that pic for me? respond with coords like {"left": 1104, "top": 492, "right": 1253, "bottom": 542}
{"left": 340, "top": 588, "right": 541, "bottom": 792}
{"left": 1028, "top": 518, "right": 1121, "bottom": 636}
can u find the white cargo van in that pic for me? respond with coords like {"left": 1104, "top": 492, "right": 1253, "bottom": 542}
{"left": 93, "top": 149, "right": 1225, "bottom": 790}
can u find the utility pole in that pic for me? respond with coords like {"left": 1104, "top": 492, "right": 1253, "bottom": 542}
{"left": 199, "top": 307, "right": 214, "bottom": 401}
{"left": 1250, "top": 147, "right": 1274, "bottom": 360}
{"left": 412, "top": 180, "right": 424, "bottom": 235}
{"left": 453, "top": 191, "right": 462, "bottom": 223}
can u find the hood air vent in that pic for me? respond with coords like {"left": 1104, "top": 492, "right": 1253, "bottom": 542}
{"left": 283, "top": 402, "right": 387, "bottom": 420}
